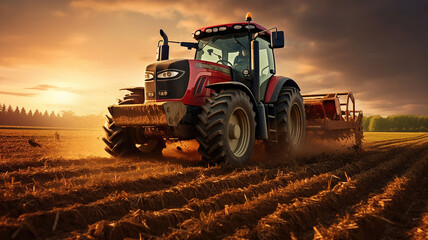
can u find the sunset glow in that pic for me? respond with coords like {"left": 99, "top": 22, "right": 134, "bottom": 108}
{"left": 0, "top": 0, "right": 427, "bottom": 116}
{"left": 43, "top": 90, "right": 76, "bottom": 105}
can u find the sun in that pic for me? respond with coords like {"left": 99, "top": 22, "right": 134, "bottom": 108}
{"left": 44, "top": 90, "right": 76, "bottom": 105}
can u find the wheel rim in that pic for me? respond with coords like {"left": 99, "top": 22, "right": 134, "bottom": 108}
{"left": 289, "top": 102, "right": 303, "bottom": 146}
{"left": 227, "top": 107, "right": 251, "bottom": 157}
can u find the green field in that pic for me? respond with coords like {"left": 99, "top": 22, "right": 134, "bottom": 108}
{"left": 364, "top": 132, "right": 428, "bottom": 143}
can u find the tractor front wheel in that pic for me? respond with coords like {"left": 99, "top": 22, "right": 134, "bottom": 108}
{"left": 102, "top": 94, "right": 165, "bottom": 158}
{"left": 102, "top": 116, "right": 165, "bottom": 158}
{"left": 197, "top": 90, "right": 256, "bottom": 165}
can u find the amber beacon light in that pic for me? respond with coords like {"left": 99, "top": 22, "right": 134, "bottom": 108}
{"left": 246, "top": 12, "right": 252, "bottom": 22}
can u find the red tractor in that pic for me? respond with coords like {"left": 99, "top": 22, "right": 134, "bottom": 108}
{"left": 103, "top": 13, "right": 362, "bottom": 165}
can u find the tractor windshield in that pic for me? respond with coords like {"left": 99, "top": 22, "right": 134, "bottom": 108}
{"left": 195, "top": 33, "right": 250, "bottom": 81}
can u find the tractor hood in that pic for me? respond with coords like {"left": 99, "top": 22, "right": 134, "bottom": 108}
{"left": 144, "top": 59, "right": 190, "bottom": 101}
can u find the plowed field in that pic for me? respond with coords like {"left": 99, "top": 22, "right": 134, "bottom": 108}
{"left": 0, "top": 128, "right": 427, "bottom": 240}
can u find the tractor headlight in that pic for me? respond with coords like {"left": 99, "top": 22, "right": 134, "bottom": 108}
{"left": 145, "top": 72, "right": 154, "bottom": 80}
{"left": 157, "top": 70, "right": 182, "bottom": 79}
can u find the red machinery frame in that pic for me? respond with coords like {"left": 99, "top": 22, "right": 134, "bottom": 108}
{"left": 303, "top": 92, "right": 363, "bottom": 132}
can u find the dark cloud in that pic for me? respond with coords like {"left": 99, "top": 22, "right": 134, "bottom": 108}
{"left": 270, "top": 1, "right": 428, "bottom": 115}
{"left": 0, "top": 91, "right": 36, "bottom": 97}
{"left": 71, "top": 0, "right": 428, "bottom": 115}
{"left": 1, "top": 0, "right": 426, "bottom": 115}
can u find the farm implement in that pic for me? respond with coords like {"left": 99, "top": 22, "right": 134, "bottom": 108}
{"left": 103, "top": 13, "right": 363, "bottom": 165}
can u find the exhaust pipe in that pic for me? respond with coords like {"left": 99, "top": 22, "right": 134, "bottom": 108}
{"left": 156, "top": 29, "right": 169, "bottom": 61}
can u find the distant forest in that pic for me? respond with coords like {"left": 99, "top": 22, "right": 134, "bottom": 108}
{"left": 0, "top": 104, "right": 104, "bottom": 129}
{"left": 363, "top": 115, "right": 428, "bottom": 132}
{"left": 0, "top": 103, "right": 427, "bottom": 131}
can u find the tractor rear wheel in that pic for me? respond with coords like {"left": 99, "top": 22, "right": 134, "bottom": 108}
{"left": 197, "top": 90, "right": 256, "bottom": 165}
{"left": 266, "top": 86, "right": 306, "bottom": 158}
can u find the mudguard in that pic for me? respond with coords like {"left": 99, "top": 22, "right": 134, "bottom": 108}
{"left": 264, "top": 76, "right": 300, "bottom": 103}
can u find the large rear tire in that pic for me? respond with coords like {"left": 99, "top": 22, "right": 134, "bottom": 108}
{"left": 266, "top": 87, "right": 306, "bottom": 158}
{"left": 196, "top": 90, "right": 256, "bottom": 165}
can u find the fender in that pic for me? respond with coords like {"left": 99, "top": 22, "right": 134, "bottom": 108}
{"left": 206, "top": 82, "right": 268, "bottom": 140}
{"left": 264, "top": 76, "right": 301, "bottom": 103}
{"left": 206, "top": 82, "right": 257, "bottom": 108}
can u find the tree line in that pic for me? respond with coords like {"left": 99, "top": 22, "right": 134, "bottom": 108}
{"left": 0, "top": 103, "right": 104, "bottom": 129}
{"left": 1, "top": 103, "right": 427, "bottom": 131}
{"left": 362, "top": 115, "right": 428, "bottom": 132}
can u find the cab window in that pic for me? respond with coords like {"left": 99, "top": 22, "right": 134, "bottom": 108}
{"left": 258, "top": 38, "right": 275, "bottom": 100}
{"left": 258, "top": 38, "right": 275, "bottom": 86}
{"left": 195, "top": 33, "right": 250, "bottom": 81}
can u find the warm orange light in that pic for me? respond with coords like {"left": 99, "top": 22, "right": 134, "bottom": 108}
{"left": 246, "top": 12, "right": 252, "bottom": 22}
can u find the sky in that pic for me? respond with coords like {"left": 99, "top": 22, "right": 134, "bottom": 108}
{"left": 0, "top": 0, "right": 427, "bottom": 116}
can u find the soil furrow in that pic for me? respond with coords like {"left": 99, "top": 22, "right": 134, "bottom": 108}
{"left": 244, "top": 146, "right": 427, "bottom": 240}
{"left": 0, "top": 165, "right": 230, "bottom": 219}
{"left": 81, "top": 145, "right": 402, "bottom": 239}
{"left": 1, "top": 168, "right": 277, "bottom": 238}
{"left": 0, "top": 162, "right": 182, "bottom": 197}
{"left": 367, "top": 134, "right": 428, "bottom": 147}
{"left": 409, "top": 207, "right": 428, "bottom": 240}
{"left": 0, "top": 159, "right": 165, "bottom": 184}
{"left": 366, "top": 134, "right": 428, "bottom": 149}
{"left": 165, "top": 145, "right": 425, "bottom": 240}
{"left": 0, "top": 157, "right": 120, "bottom": 173}
{"left": 314, "top": 150, "right": 428, "bottom": 240}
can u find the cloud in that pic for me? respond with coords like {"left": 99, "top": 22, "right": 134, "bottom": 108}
{"left": 0, "top": 91, "right": 36, "bottom": 97}
{"left": 1, "top": 0, "right": 426, "bottom": 115}
{"left": 26, "top": 84, "right": 59, "bottom": 91}
{"left": 52, "top": 10, "right": 66, "bottom": 17}
{"left": 68, "top": 0, "right": 428, "bottom": 115}
{"left": 26, "top": 84, "right": 83, "bottom": 94}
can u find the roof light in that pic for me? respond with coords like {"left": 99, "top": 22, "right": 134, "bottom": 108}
{"left": 245, "top": 25, "right": 256, "bottom": 29}
{"left": 246, "top": 12, "right": 252, "bottom": 22}
{"left": 205, "top": 28, "right": 213, "bottom": 33}
{"left": 195, "top": 30, "right": 201, "bottom": 36}
{"left": 233, "top": 25, "right": 242, "bottom": 30}
{"left": 219, "top": 26, "right": 227, "bottom": 31}
{"left": 212, "top": 27, "right": 218, "bottom": 33}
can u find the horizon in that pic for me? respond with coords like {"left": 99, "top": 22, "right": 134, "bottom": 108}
{"left": 1, "top": 0, "right": 427, "bottom": 116}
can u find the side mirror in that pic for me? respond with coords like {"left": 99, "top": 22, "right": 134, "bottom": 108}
{"left": 180, "top": 42, "right": 198, "bottom": 50}
{"left": 271, "top": 31, "right": 284, "bottom": 48}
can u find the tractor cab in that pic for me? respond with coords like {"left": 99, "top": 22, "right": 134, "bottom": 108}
{"left": 155, "top": 13, "right": 285, "bottom": 103}
{"left": 192, "top": 22, "right": 278, "bottom": 101}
